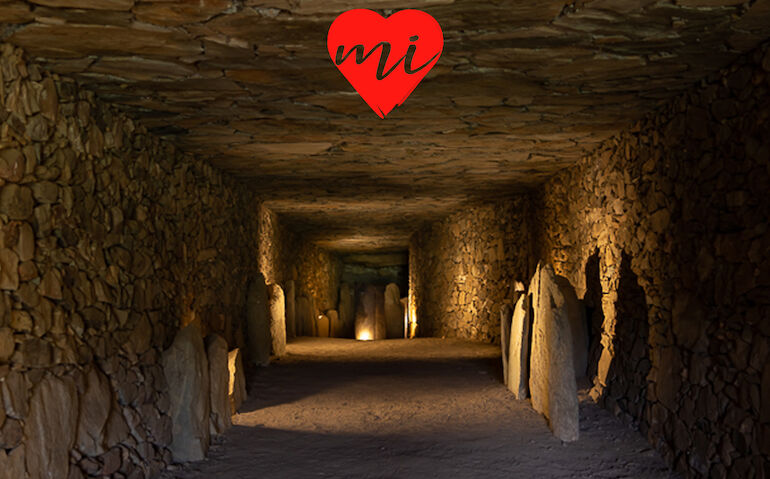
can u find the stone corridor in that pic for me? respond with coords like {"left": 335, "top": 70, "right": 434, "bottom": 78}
{"left": 0, "top": 1, "right": 769, "bottom": 478}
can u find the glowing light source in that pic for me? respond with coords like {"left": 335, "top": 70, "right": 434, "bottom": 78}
{"left": 357, "top": 330, "right": 373, "bottom": 341}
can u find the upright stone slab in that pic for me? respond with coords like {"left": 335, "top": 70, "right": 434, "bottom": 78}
{"left": 555, "top": 275, "right": 589, "bottom": 378}
{"left": 246, "top": 274, "right": 271, "bottom": 366}
{"left": 268, "top": 284, "right": 287, "bottom": 357}
{"left": 75, "top": 364, "right": 112, "bottom": 456}
{"left": 327, "top": 310, "right": 341, "bottom": 337}
{"left": 317, "top": 313, "right": 330, "bottom": 337}
{"left": 162, "top": 321, "right": 211, "bottom": 462}
{"left": 228, "top": 348, "right": 247, "bottom": 414}
{"left": 500, "top": 303, "right": 513, "bottom": 386}
{"left": 24, "top": 374, "right": 78, "bottom": 479}
{"left": 207, "top": 334, "right": 232, "bottom": 436}
{"left": 508, "top": 293, "right": 531, "bottom": 400}
{"left": 355, "top": 285, "right": 386, "bottom": 340}
{"left": 338, "top": 282, "right": 355, "bottom": 338}
{"left": 384, "top": 283, "right": 404, "bottom": 339}
{"left": 528, "top": 263, "right": 579, "bottom": 442}
{"left": 285, "top": 280, "right": 296, "bottom": 339}
{"left": 296, "top": 296, "right": 315, "bottom": 337}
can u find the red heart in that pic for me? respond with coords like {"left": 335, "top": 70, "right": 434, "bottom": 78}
{"left": 327, "top": 9, "right": 444, "bottom": 119}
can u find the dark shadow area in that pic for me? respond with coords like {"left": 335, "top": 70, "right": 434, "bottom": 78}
{"left": 242, "top": 355, "right": 500, "bottom": 412}
{"left": 584, "top": 248, "right": 604, "bottom": 382}
{"left": 600, "top": 252, "right": 651, "bottom": 428}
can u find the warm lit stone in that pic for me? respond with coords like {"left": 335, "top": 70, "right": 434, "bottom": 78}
{"left": 508, "top": 294, "right": 531, "bottom": 400}
{"left": 246, "top": 274, "right": 271, "bottom": 366}
{"left": 296, "top": 296, "right": 314, "bottom": 337}
{"left": 228, "top": 348, "right": 246, "bottom": 415}
{"left": 554, "top": 275, "right": 589, "bottom": 378}
{"left": 0, "top": 185, "right": 33, "bottom": 220}
{"left": 384, "top": 283, "right": 404, "bottom": 339}
{"left": 316, "top": 313, "right": 330, "bottom": 338}
{"left": 500, "top": 303, "right": 513, "bottom": 386}
{"left": 327, "top": 309, "right": 342, "bottom": 337}
{"left": 284, "top": 279, "right": 296, "bottom": 339}
{"left": 268, "top": 283, "right": 286, "bottom": 357}
{"left": 355, "top": 284, "right": 386, "bottom": 340}
{"left": 338, "top": 283, "right": 355, "bottom": 337}
{"left": 528, "top": 263, "right": 579, "bottom": 442}
{"left": 0, "top": 249, "right": 19, "bottom": 291}
{"left": 162, "top": 321, "right": 210, "bottom": 463}
{"left": 207, "top": 334, "right": 232, "bottom": 436}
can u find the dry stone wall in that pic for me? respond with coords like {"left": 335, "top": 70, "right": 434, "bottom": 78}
{"left": 534, "top": 42, "right": 770, "bottom": 478}
{"left": 0, "top": 44, "right": 259, "bottom": 478}
{"left": 259, "top": 205, "right": 340, "bottom": 335}
{"left": 410, "top": 199, "right": 533, "bottom": 344}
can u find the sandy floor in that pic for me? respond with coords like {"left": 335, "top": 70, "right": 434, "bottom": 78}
{"left": 163, "top": 338, "right": 676, "bottom": 479}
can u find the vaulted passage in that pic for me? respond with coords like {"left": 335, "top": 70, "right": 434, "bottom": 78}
{"left": 0, "top": 2, "right": 769, "bottom": 479}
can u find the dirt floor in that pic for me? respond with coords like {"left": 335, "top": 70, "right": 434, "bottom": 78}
{"left": 162, "top": 337, "right": 677, "bottom": 479}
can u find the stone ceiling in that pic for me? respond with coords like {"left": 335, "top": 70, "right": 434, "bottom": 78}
{"left": 2, "top": 0, "right": 769, "bottom": 252}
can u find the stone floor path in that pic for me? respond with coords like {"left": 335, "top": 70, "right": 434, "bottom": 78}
{"left": 162, "top": 338, "right": 677, "bottom": 479}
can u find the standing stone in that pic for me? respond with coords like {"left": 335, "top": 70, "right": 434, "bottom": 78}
{"left": 24, "top": 374, "right": 78, "bottom": 479}
{"left": 400, "top": 297, "right": 409, "bottom": 337}
{"left": 528, "top": 263, "right": 579, "bottom": 442}
{"left": 508, "top": 293, "right": 531, "bottom": 400}
{"left": 207, "top": 334, "right": 231, "bottom": 436}
{"left": 76, "top": 364, "right": 112, "bottom": 456}
{"left": 228, "top": 348, "right": 247, "bottom": 415}
{"left": 384, "top": 283, "right": 404, "bottom": 339}
{"left": 162, "top": 321, "right": 210, "bottom": 462}
{"left": 316, "top": 313, "right": 330, "bottom": 338}
{"left": 246, "top": 274, "right": 271, "bottom": 366}
{"left": 338, "top": 282, "right": 355, "bottom": 338}
{"left": 500, "top": 303, "right": 513, "bottom": 386}
{"left": 555, "top": 275, "right": 589, "bottom": 378}
{"left": 285, "top": 280, "right": 296, "bottom": 339}
{"left": 268, "top": 284, "right": 286, "bottom": 357}
{"left": 327, "top": 310, "right": 341, "bottom": 337}
{"left": 296, "top": 296, "right": 315, "bottom": 337}
{"left": 355, "top": 285, "right": 386, "bottom": 340}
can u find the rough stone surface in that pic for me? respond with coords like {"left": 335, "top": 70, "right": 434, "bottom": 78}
{"left": 338, "top": 283, "right": 355, "bottom": 338}
{"left": 316, "top": 313, "right": 330, "bottom": 338}
{"left": 207, "top": 334, "right": 231, "bottom": 436}
{"left": 296, "top": 296, "right": 314, "bottom": 337}
{"left": 258, "top": 206, "right": 340, "bottom": 332}
{"left": 75, "top": 364, "right": 112, "bottom": 456}
{"left": 410, "top": 199, "right": 533, "bottom": 343}
{"left": 267, "top": 284, "right": 286, "bottom": 357}
{"left": 508, "top": 293, "right": 531, "bottom": 400}
{"left": 355, "top": 285, "right": 386, "bottom": 340}
{"left": 162, "top": 322, "right": 211, "bottom": 463}
{"left": 24, "top": 374, "right": 78, "bottom": 479}
{"left": 326, "top": 310, "right": 342, "bottom": 338}
{"left": 227, "top": 348, "right": 246, "bottom": 415}
{"left": 246, "top": 274, "right": 271, "bottom": 366}
{"left": 500, "top": 303, "right": 513, "bottom": 386}
{"left": 555, "top": 276, "right": 589, "bottom": 378}
{"left": 384, "top": 283, "right": 404, "bottom": 339}
{"left": 528, "top": 263, "right": 579, "bottom": 442}
{"left": 2, "top": 1, "right": 769, "bottom": 252}
{"left": 284, "top": 280, "right": 296, "bottom": 339}
{"left": 0, "top": 43, "right": 258, "bottom": 479}
{"left": 534, "top": 42, "right": 770, "bottom": 476}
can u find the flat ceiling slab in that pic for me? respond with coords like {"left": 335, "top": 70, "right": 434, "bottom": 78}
{"left": 4, "top": 0, "right": 769, "bottom": 251}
